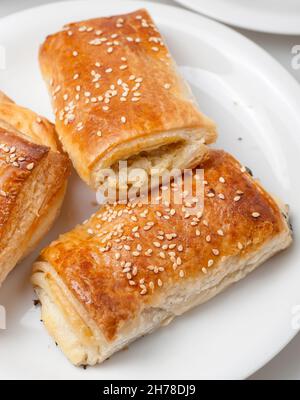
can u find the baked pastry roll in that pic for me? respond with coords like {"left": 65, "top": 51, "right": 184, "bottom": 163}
{"left": 0, "top": 92, "right": 71, "bottom": 286}
{"left": 0, "top": 92, "right": 61, "bottom": 152}
{"left": 39, "top": 9, "right": 217, "bottom": 191}
{"left": 32, "top": 150, "right": 291, "bottom": 366}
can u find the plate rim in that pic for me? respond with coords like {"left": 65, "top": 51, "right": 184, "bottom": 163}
{"left": 173, "top": 0, "right": 300, "bottom": 35}
{"left": 0, "top": 0, "right": 300, "bottom": 380}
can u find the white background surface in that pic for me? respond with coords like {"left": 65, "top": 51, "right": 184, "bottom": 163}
{"left": 0, "top": 0, "right": 299, "bottom": 380}
{"left": 173, "top": 0, "right": 300, "bottom": 35}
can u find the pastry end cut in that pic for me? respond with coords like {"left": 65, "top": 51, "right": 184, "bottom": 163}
{"left": 92, "top": 125, "right": 216, "bottom": 192}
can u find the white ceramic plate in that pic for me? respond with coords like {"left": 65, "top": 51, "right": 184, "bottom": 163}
{"left": 173, "top": 0, "right": 300, "bottom": 34}
{"left": 0, "top": 0, "right": 299, "bottom": 380}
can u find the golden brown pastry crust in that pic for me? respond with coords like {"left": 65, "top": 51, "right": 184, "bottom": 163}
{"left": 0, "top": 92, "right": 71, "bottom": 285}
{"left": 0, "top": 128, "right": 48, "bottom": 231}
{"left": 0, "top": 91, "right": 61, "bottom": 151}
{"left": 39, "top": 9, "right": 217, "bottom": 188}
{"left": 33, "top": 150, "right": 291, "bottom": 363}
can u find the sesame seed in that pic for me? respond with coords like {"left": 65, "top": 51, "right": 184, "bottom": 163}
{"left": 0, "top": 190, "right": 7, "bottom": 197}
{"left": 105, "top": 68, "right": 113, "bottom": 73}
{"left": 217, "top": 229, "right": 224, "bottom": 236}
{"left": 237, "top": 242, "right": 243, "bottom": 250}
{"left": 212, "top": 249, "right": 219, "bottom": 256}
{"left": 121, "top": 116, "right": 126, "bottom": 124}
{"left": 72, "top": 51, "right": 78, "bottom": 57}
{"left": 205, "top": 235, "right": 211, "bottom": 242}
{"left": 219, "top": 177, "right": 225, "bottom": 183}
{"left": 159, "top": 252, "right": 165, "bottom": 259}
{"left": 132, "top": 266, "right": 138, "bottom": 276}
{"left": 252, "top": 212, "right": 260, "bottom": 218}
{"left": 149, "top": 281, "right": 154, "bottom": 290}
{"left": 234, "top": 195, "right": 241, "bottom": 202}
{"left": 208, "top": 259, "right": 214, "bottom": 267}
{"left": 196, "top": 229, "right": 201, "bottom": 236}
{"left": 152, "top": 46, "right": 159, "bottom": 52}
{"left": 26, "top": 162, "right": 34, "bottom": 171}
{"left": 202, "top": 267, "right": 208, "bottom": 274}
{"left": 96, "top": 130, "right": 102, "bottom": 137}
{"left": 179, "top": 270, "right": 185, "bottom": 278}
{"left": 157, "top": 279, "right": 163, "bottom": 287}
{"left": 164, "top": 83, "right": 171, "bottom": 89}
{"left": 89, "top": 38, "right": 103, "bottom": 45}
{"left": 120, "top": 65, "right": 128, "bottom": 70}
